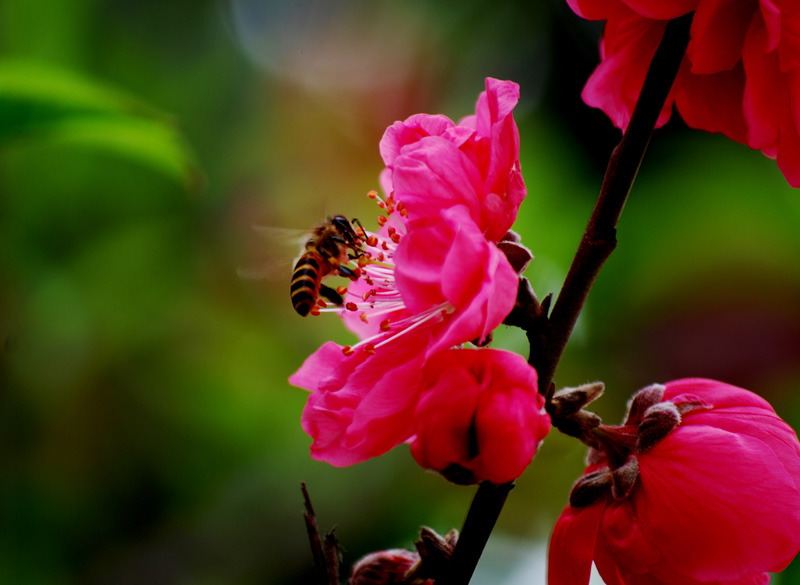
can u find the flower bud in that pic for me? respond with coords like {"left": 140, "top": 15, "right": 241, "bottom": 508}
{"left": 610, "top": 454, "right": 638, "bottom": 499}
{"left": 623, "top": 383, "right": 665, "bottom": 425}
{"left": 636, "top": 401, "right": 680, "bottom": 453}
{"left": 551, "top": 382, "right": 605, "bottom": 418}
{"left": 569, "top": 468, "right": 612, "bottom": 508}
{"left": 348, "top": 549, "right": 420, "bottom": 585}
{"left": 410, "top": 349, "right": 550, "bottom": 485}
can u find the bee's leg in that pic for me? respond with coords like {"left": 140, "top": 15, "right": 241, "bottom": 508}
{"left": 351, "top": 218, "right": 366, "bottom": 238}
{"left": 338, "top": 265, "right": 359, "bottom": 280}
{"left": 319, "top": 284, "right": 344, "bottom": 305}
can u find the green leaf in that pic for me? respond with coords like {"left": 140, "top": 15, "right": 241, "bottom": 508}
{"left": 0, "top": 59, "right": 200, "bottom": 190}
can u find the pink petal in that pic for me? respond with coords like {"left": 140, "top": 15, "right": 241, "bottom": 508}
{"left": 297, "top": 329, "right": 434, "bottom": 467}
{"left": 410, "top": 356, "right": 480, "bottom": 472}
{"left": 472, "top": 381, "right": 547, "bottom": 484}
{"left": 473, "top": 78, "right": 520, "bottom": 139}
{"left": 391, "top": 136, "right": 483, "bottom": 221}
{"left": 596, "top": 500, "right": 661, "bottom": 577}
{"left": 663, "top": 378, "right": 776, "bottom": 411}
{"left": 430, "top": 242, "right": 517, "bottom": 353}
{"left": 635, "top": 425, "right": 800, "bottom": 581}
{"left": 290, "top": 341, "right": 355, "bottom": 391}
{"left": 393, "top": 215, "right": 453, "bottom": 312}
{"left": 379, "top": 114, "right": 455, "bottom": 168}
{"left": 548, "top": 503, "right": 607, "bottom": 585}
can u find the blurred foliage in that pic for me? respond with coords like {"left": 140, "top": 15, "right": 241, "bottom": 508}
{"left": 1, "top": 1, "right": 798, "bottom": 584}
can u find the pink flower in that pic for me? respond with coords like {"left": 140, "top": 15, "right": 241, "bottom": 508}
{"left": 410, "top": 349, "right": 550, "bottom": 485}
{"left": 548, "top": 378, "right": 800, "bottom": 585}
{"left": 290, "top": 328, "right": 432, "bottom": 467}
{"left": 568, "top": 0, "right": 800, "bottom": 186}
{"left": 380, "top": 77, "right": 526, "bottom": 241}
{"left": 291, "top": 200, "right": 519, "bottom": 466}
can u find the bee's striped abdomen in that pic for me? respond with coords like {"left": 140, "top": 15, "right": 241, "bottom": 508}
{"left": 291, "top": 253, "right": 322, "bottom": 316}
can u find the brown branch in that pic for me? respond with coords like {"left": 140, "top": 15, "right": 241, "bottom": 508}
{"left": 532, "top": 13, "right": 693, "bottom": 400}
{"left": 324, "top": 531, "right": 342, "bottom": 585}
{"left": 435, "top": 482, "right": 514, "bottom": 585}
{"left": 441, "top": 12, "right": 694, "bottom": 585}
{"left": 302, "top": 482, "right": 331, "bottom": 585}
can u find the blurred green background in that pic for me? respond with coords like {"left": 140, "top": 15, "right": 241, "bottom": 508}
{"left": 1, "top": 1, "right": 799, "bottom": 584}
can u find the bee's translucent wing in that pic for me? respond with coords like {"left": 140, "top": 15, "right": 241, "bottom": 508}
{"left": 237, "top": 225, "right": 309, "bottom": 281}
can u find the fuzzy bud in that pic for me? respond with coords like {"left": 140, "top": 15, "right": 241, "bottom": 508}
{"left": 637, "top": 401, "right": 681, "bottom": 452}
{"left": 551, "top": 382, "right": 605, "bottom": 418}
{"left": 497, "top": 237, "right": 533, "bottom": 274}
{"left": 348, "top": 549, "right": 421, "bottom": 585}
{"left": 624, "top": 383, "right": 666, "bottom": 425}
{"left": 569, "top": 468, "right": 612, "bottom": 508}
{"left": 610, "top": 455, "right": 639, "bottom": 499}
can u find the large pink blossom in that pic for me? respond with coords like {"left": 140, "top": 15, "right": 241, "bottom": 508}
{"left": 410, "top": 349, "right": 550, "bottom": 485}
{"left": 568, "top": 0, "right": 800, "bottom": 186}
{"left": 548, "top": 378, "right": 800, "bottom": 585}
{"left": 380, "top": 77, "right": 526, "bottom": 241}
{"left": 290, "top": 79, "right": 529, "bottom": 467}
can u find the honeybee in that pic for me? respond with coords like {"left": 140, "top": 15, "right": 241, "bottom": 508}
{"left": 291, "top": 215, "right": 363, "bottom": 316}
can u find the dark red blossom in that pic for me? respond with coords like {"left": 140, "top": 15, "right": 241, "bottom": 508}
{"left": 569, "top": 0, "right": 800, "bottom": 186}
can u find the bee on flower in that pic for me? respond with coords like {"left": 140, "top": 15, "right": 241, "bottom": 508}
{"left": 289, "top": 78, "right": 551, "bottom": 483}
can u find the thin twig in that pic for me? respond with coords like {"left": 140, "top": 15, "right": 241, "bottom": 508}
{"left": 532, "top": 13, "right": 693, "bottom": 401}
{"left": 441, "top": 13, "right": 694, "bottom": 585}
{"left": 324, "top": 531, "right": 342, "bottom": 585}
{"left": 302, "top": 482, "right": 330, "bottom": 585}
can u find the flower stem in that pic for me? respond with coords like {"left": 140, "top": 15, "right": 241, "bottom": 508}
{"left": 442, "top": 13, "right": 693, "bottom": 585}
{"left": 531, "top": 12, "right": 693, "bottom": 400}
{"left": 436, "top": 481, "right": 514, "bottom": 585}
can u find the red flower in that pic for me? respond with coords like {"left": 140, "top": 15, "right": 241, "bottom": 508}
{"left": 410, "top": 349, "right": 550, "bottom": 485}
{"left": 548, "top": 378, "right": 800, "bottom": 585}
{"left": 568, "top": 0, "right": 800, "bottom": 186}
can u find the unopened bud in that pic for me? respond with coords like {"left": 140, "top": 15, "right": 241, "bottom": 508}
{"left": 410, "top": 527, "right": 458, "bottom": 581}
{"left": 348, "top": 549, "right": 420, "bottom": 585}
{"left": 552, "top": 382, "right": 605, "bottom": 418}
{"left": 497, "top": 239, "right": 533, "bottom": 274}
{"left": 499, "top": 229, "right": 522, "bottom": 243}
{"left": 569, "top": 468, "right": 612, "bottom": 508}
{"left": 637, "top": 402, "right": 681, "bottom": 453}
{"left": 624, "top": 384, "right": 666, "bottom": 425}
{"left": 553, "top": 409, "right": 602, "bottom": 439}
{"left": 611, "top": 455, "right": 639, "bottom": 499}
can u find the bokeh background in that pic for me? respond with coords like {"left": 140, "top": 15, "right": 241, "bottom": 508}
{"left": 2, "top": 1, "right": 799, "bottom": 584}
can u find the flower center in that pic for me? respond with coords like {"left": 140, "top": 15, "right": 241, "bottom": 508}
{"left": 311, "top": 189, "right": 454, "bottom": 356}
